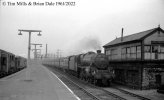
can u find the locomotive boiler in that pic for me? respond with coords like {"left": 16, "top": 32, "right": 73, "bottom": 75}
{"left": 76, "top": 50, "right": 113, "bottom": 86}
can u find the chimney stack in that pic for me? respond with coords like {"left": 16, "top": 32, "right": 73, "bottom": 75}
{"left": 97, "top": 50, "right": 101, "bottom": 54}
{"left": 121, "top": 28, "right": 124, "bottom": 42}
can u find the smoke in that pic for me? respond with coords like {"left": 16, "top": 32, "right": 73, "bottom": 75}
{"left": 80, "top": 36, "right": 101, "bottom": 50}
{"left": 62, "top": 36, "right": 102, "bottom": 56}
{"left": 74, "top": 36, "right": 101, "bottom": 53}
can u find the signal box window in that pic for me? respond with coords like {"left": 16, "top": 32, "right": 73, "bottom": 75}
{"left": 144, "top": 46, "right": 151, "bottom": 60}
{"left": 152, "top": 46, "right": 158, "bottom": 59}
{"left": 137, "top": 46, "right": 141, "bottom": 59}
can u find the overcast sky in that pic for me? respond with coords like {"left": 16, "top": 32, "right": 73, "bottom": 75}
{"left": 0, "top": 0, "right": 164, "bottom": 57}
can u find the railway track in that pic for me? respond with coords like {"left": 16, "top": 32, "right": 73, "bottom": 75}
{"left": 102, "top": 87, "right": 150, "bottom": 100}
{"left": 75, "top": 76, "right": 151, "bottom": 100}
{"left": 59, "top": 75, "right": 126, "bottom": 100}
{"left": 46, "top": 66, "right": 99, "bottom": 100}
{"left": 76, "top": 76, "right": 151, "bottom": 100}
{"left": 45, "top": 65, "right": 125, "bottom": 100}
{"left": 44, "top": 65, "right": 151, "bottom": 100}
{"left": 105, "top": 86, "right": 151, "bottom": 100}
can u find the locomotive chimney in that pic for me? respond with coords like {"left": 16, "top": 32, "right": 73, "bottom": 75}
{"left": 97, "top": 50, "right": 101, "bottom": 54}
{"left": 121, "top": 28, "right": 124, "bottom": 42}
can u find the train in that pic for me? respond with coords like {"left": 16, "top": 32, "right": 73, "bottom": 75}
{"left": 0, "top": 49, "right": 27, "bottom": 78}
{"left": 43, "top": 50, "right": 114, "bottom": 86}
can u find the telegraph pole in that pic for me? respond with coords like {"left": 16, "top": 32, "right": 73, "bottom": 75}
{"left": 56, "top": 49, "right": 62, "bottom": 67}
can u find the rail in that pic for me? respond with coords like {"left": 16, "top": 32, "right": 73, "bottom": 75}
{"left": 44, "top": 64, "right": 151, "bottom": 100}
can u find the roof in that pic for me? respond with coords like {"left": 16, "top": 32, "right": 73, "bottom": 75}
{"left": 103, "top": 27, "right": 159, "bottom": 47}
{"left": 0, "top": 49, "right": 14, "bottom": 55}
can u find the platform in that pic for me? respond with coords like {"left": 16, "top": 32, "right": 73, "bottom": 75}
{"left": 0, "top": 60, "right": 79, "bottom": 100}
{"left": 112, "top": 84, "right": 164, "bottom": 100}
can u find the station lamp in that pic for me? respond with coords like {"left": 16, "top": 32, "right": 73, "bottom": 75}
{"left": 38, "top": 32, "right": 42, "bottom": 36}
{"left": 18, "top": 31, "right": 22, "bottom": 35}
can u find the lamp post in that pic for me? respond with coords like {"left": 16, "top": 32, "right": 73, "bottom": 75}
{"left": 31, "top": 43, "right": 42, "bottom": 59}
{"left": 18, "top": 29, "right": 42, "bottom": 81}
{"left": 36, "top": 49, "right": 42, "bottom": 59}
{"left": 32, "top": 49, "right": 42, "bottom": 59}
{"left": 45, "top": 44, "right": 48, "bottom": 58}
{"left": 0, "top": 0, "right": 3, "bottom": 6}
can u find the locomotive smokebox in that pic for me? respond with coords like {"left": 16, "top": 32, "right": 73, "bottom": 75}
{"left": 97, "top": 50, "right": 101, "bottom": 54}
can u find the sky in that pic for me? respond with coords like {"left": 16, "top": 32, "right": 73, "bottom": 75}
{"left": 0, "top": 0, "right": 164, "bottom": 58}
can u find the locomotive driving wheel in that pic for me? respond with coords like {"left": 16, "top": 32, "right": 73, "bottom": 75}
{"left": 95, "top": 79, "right": 102, "bottom": 86}
{"left": 102, "top": 78, "right": 109, "bottom": 86}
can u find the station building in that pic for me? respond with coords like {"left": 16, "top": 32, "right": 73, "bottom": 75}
{"left": 103, "top": 26, "right": 164, "bottom": 89}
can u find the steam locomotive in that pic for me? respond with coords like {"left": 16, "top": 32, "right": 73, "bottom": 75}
{"left": 43, "top": 50, "right": 114, "bottom": 86}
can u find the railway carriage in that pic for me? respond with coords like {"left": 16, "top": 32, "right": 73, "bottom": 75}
{"left": 0, "top": 49, "right": 27, "bottom": 78}
{"left": 43, "top": 50, "right": 114, "bottom": 86}
{"left": 0, "top": 49, "right": 15, "bottom": 75}
{"left": 54, "top": 58, "right": 60, "bottom": 68}
{"left": 55, "top": 57, "right": 69, "bottom": 72}
{"left": 15, "top": 56, "right": 27, "bottom": 70}
{"left": 61, "top": 57, "right": 69, "bottom": 70}
{"left": 0, "top": 49, "right": 8, "bottom": 76}
{"left": 8, "top": 52, "right": 16, "bottom": 73}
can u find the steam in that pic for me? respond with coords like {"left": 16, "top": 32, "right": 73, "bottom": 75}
{"left": 79, "top": 36, "right": 101, "bottom": 51}
{"left": 68, "top": 36, "right": 102, "bottom": 55}
{"left": 63, "top": 36, "right": 102, "bottom": 56}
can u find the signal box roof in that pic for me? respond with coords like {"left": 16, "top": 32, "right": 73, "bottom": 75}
{"left": 103, "top": 27, "right": 164, "bottom": 48}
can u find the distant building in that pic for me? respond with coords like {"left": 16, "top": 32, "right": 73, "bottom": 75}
{"left": 103, "top": 26, "right": 164, "bottom": 89}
